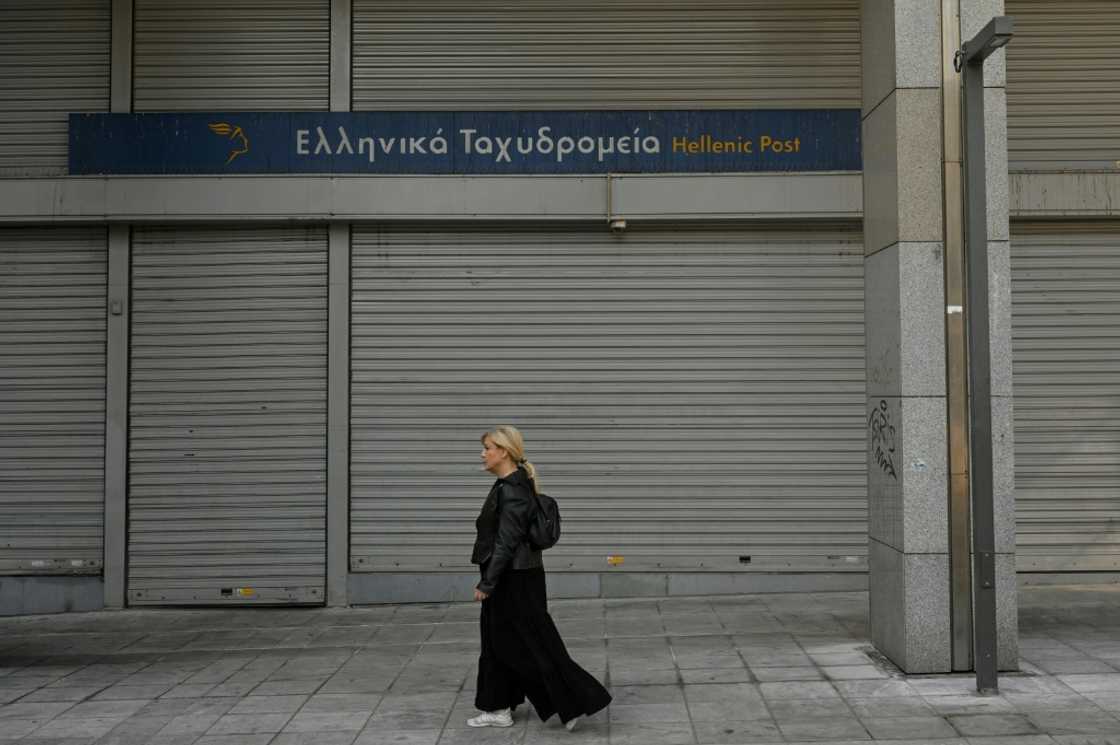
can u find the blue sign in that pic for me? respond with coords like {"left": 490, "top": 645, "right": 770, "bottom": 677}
{"left": 69, "top": 110, "right": 861, "bottom": 175}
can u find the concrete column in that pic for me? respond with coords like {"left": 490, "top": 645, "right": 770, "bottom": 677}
{"left": 961, "top": 0, "right": 1019, "bottom": 672}
{"left": 862, "top": 0, "right": 1018, "bottom": 673}
{"left": 862, "top": 0, "right": 950, "bottom": 673}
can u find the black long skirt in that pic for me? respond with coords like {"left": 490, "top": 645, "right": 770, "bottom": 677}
{"left": 475, "top": 566, "right": 612, "bottom": 724}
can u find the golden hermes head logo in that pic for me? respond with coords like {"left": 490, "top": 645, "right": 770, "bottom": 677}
{"left": 207, "top": 122, "right": 249, "bottom": 165}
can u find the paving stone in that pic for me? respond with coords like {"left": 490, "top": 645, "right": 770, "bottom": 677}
{"left": 861, "top": 715, "right": 960, "bottom": 739}
{"left": 759, "top": 681, "right": 841, "bottom": 701}
{"left": 229, "top": 694, "right": 308, "bottom": 714}
{"left": 1026, "top": 710, "right": 1120, "bottom": 735}
{"left": 766, "top": 696, "right": 853, "bottom": 721}
{"left": 205, "top": 712, "right": 293, "bottom": 734}
{"left": 847, "top": 696, "right": 936, "bottom": 718}
{"left": 692, "top": 719, "right": 782, "bottom": 744}
{"left": 750, "top": 666, "right": 823, "bottom": 682}
{"left": 777, "top": 715, "right": 870, "bottom": 741}
{"left": 352, "top": 729, "right": 440, "bottom": 745}
{"left": 948, "top": 713, "right": 1040, "bottom": 737}
{"left": 610, "top": 685, "right": 686, "bottom": 705}
{"left": 283, "top": 710, "right": 373, "bottom": 732}
{"left": 823, "top": 665, "right": 890, "bottom": 680}
{"left": 924, "top": 694, "right": 1016, "bottom": 715}
{"left": 609, "top": 702, "right": 691, "bottom": 723}
{"left": 29, "top": 717, "right": 121, "bottom": 738}
{"left": 607, "top": 721, "right": 696, "bottom": 745}
{"left": 271, "top": 732, "right": 361, "bottom": 745}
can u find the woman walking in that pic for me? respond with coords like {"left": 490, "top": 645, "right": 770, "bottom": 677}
{"left": 468, "top": 425, "right": 612, "bottom": 731}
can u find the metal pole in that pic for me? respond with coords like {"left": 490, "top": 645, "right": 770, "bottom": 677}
{"left": 961, "top": 53, "right": 998, "bottom": 694}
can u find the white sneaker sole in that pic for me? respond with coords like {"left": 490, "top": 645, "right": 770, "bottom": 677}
{"left": 467, "top": 718, "right": 513, "bottom": 728}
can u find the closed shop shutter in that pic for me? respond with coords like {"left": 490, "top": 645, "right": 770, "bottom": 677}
{"left": 353, "top": 0, "right": 860, "bottom": 110}
{"left": 133, "top": 0, "right": 330, "bottom": 111}
{"left": 0, "top": 228, "right": 106, "bottom": 574}
{"left": 0, "top": 0, "right": 110, "bottom": 175}
{"left": 350, "top": 224, "right": 866, "bottom": 575}
{"left": 1012, "top": 222, "right": 1120, "bottom": 571}
{"left": 1006, "top": 1, "right": 1120, "bottom": 170}
{"left": 128, "top": 226, "right": 328, "bottom": 605}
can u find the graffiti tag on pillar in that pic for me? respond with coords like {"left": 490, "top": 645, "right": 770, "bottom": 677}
{"left": 868, "top": 400, "right": 898, "bottom": 479}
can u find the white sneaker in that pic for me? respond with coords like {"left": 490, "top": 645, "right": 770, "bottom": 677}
{"left": 467, "top": 708, "right": 513, "bottom": 728}
{"left": 565, "top": 715, "right": 581, "bottom": 732}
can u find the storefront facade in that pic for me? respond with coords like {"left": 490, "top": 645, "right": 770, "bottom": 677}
{"left": 0, "top": 0, "right": 1115, "bottom": 673}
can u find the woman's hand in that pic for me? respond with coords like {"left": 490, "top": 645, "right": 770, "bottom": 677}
{"left": 474, "top": 588, "right": 489, "bottom": 602}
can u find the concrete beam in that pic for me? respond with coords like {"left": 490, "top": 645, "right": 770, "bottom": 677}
{"left": 0, "top": 174, "right": 862, "bottom": 224}
{"left": 1010, "top": 172, "right": 1120, "bottom": 219}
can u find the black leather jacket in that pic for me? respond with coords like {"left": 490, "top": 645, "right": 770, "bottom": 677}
{"left": 471, "top": 467, "right": 543, "bottom": 594}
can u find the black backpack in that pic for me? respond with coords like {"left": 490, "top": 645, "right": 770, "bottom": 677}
{"left": 528, "top": 490, "right": 561, "bottom": 550}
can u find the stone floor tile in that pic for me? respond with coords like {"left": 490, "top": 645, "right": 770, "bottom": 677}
{"left": 193, "top": 736, "right": 273, "bottom": 745}
{"left": 93, "top": 685, "right": 171, "bottom": 701}
{"left": 776, "top": 715, "right": 870, "bottom": 741}
{"left": 823, "top": 665, "right": 890, "bottom": 680}
{"left": 609, "top": 702, "right": 691, "bottom": 723}
{"left": 229, "top": 694, "right": 308, "bottom": 714}
{"left": 1060, "top": 676, "right": 1120, "bottom": 695}
{"left": 1026, "top": 710, "right": 1120, "bottom": 735}
{"left": 948, "top": 713, "right": 1040, "bottom": 737}
{"left": 301, "top": 692, "right": 382, "bottom": 712}
{"left": 608, "top": 668, "right": 680, "bottom": 686}
{"left": 21, "top": 687, "right": 106, "bottom": 703}
{"left": 205, "top": 712, "right": 293, "bottom": 734}
{"left": 353, "top": 729, "right": 440, "bottom": 745}
{"left": 834, "top": 679, "right": 918, "bottom": 698}
{"left": 30, "top": 717, "right": 121, "bottom": 738}
{"left": 766, "top": 697, "right": 853, "bottom": 721}
{"left": 759, "top": 681, "right": 840, "bottom": 700}
{"left": 57, "top": 700, "right": 148, "bottom": 719}
{"left": 679, "top": 667, "right": 753, "bottom": 684}
{"left": 861, "top": 716, "right": 960, "bottom": 739}
{"left": 610, "top": 685, "right": 686, "bottom": 705}
{"left": 0, "top": 701, "right": 75, "bottom": 719}
{"left": 692, "top": 719, "right": 782, "bottom": 744}
{"left": 923, "top": 695, "right": 1016, "bottom": 716}
{"left": 811, "top": 652, "right": 873, "bottom": 666}
{"left": 846, "top": 696, "right": 936, "bottom": 718}
{"left": 750, "top": 666, "right": 823, "bottom": 682}
{"left": 0, "top": 719, "right": 42, "bottom": 739}
{"left": 283, "top": 710, "right": 373, "bottom": 732}
{"left": 907, "top": 678, "right": 985, "bottom": 696}
{"left": 608, "top": 721, "right": 696, "bottom": 745}
{"left": 250, "top": 679, "right": 323, "bottom": 696}
{"left": 962, "top": 737, "right": 1055, "bottom": 745}
{"left": 271, "top": 732, "right": 360, "bottom": 745}
{"left": 436, "top": 728, "right": 524, "bottom": 745}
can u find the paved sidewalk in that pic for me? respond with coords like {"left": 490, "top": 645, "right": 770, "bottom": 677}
{"left": 1, "top": 585, "right": 1120, "bottom": 744}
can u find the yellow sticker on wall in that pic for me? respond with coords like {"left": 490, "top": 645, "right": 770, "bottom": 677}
{"left": 237, "top": 587, "right": 256, "bottom": 597}
{"left": 606, "top": 555, "right": 624, "bottom": 566}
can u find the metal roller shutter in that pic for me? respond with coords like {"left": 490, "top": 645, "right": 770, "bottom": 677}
{"left": 353, "top": 0, "right": 860, "bottom": 110}
{"left": 0, "top": 0, "right": 110, "bottom": 175}
{"left": 1006, "top": 1, "right": 1120, "bottom": 170}
{"left": 350, "top": 224, "right": 867, "bottom": 575}
{"left": 1012, "top": 222, "right": 1120, "bottom": 571}
{"left": 0, "top": 228, "right": 106, "bottom": 575}
{"left": 128, "top": 226, "right": 328, "bottom": 605}
{"left": 133, "top": 0, "right": 330, "bottom": 111}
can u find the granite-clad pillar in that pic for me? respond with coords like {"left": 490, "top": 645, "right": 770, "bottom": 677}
{"left": 861, "top": 0, "right": 1018, "bottom": 673}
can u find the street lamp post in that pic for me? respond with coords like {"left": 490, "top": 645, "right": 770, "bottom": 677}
{"left": 955, "top": 15, "right": 1013, "bottom": 695}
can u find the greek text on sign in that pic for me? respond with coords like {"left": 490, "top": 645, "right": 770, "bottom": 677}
{"left": 69, "top": 110, "right": 861, "bottom": 175}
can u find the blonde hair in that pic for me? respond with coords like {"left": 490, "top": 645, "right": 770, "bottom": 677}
{"left": 481, "top": 425, "right": 540, "bottom": 493}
